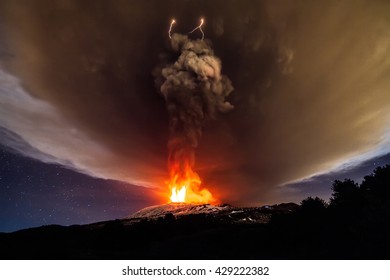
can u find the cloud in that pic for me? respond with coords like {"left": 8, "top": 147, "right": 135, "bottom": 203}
{"left": 1, "top": 0, "right": 390, "bottom": 204}
{"left": 0, "top": 69, "right": 161, "bottom": 188}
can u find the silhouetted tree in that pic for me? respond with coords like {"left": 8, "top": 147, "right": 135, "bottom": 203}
{"left": 361, "top": 165, "right": 390, "bottom": 201}
{"left": 301, "top": 196, "right": 328, "bottom": 212}
{"left": 330, "top": 179, "right": 362, "bottom": 209}
{"left": 298, "top": 196, "right": 328, "bottom": 224}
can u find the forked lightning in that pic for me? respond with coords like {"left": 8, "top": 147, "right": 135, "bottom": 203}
{"left": 189, "top": 18, "right": 204, "bottom": 40}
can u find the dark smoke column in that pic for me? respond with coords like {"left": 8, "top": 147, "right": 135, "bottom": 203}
{"left": 156, "top": 33, "right": 233, "bottom": 203}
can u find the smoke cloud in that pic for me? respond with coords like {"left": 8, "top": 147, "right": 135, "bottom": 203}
{"left": 155, "top": 33, "right": 233, "bottom": 192}
{"left": 1, "top": 0, "right": 390, "bottom": 204}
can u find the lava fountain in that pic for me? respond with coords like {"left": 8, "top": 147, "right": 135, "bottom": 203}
{"left": 168, "top": 157, "right": 214, "bottom": 203}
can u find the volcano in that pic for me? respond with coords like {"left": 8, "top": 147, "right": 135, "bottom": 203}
{"left": 0, "top": 202, "right": 298, "bottom": 259}
{"left": 124, "top": 202, "right": 296, "bottom": 225}
{"left": 128, "top": 203, "right": 232, "bottom": 218}
{"left": 1, "top": 199, "right": 390, "bottom": 260}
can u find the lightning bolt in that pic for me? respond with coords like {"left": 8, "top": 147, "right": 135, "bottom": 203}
{"left": 169, "top": 19, "right": 176, "bottom": 39}
{"left": 189, "top": 18, "right": 205, "bottom": 40}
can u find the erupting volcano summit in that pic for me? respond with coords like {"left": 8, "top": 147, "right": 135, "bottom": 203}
{"left": 155, "top": 23, "right": 234, "bottom": 204}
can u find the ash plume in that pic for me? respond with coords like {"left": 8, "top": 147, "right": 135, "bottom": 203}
{"left": 1, "top": 0, "right": 390, "bottom": 205}
{"left": 155, "top": 33, "right": 233, "bottom": 183}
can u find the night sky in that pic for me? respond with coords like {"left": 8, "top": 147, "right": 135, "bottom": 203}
{"left": 0, "top": 144, "right": 159, "bottom": 232}
{"left": 1, "top": 142, "right": 389, "bottom": 233}
{"left": 1, "top": 0, "right": 390, "bottom": 232}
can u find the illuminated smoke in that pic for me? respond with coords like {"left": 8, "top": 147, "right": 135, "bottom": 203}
{"left": 155, "top": 33, "right": 233, "bottom": 186}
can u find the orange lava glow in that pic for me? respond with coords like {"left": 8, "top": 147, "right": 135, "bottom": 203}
{"left": 168, "top": 161, "right": 214, "bottom": 204}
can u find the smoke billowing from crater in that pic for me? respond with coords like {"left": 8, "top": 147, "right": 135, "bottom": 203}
{"left": 155, "top": 33, "right": 233, "bottom": 197}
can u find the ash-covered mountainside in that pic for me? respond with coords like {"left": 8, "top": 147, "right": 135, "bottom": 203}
{"left": 124, "top": 203, "right": 298, "bottom": 225}
{"left": 0, "top": 202, "right": 299, "bottom": 259}
{"left": 129, "top": 203, "right": 232, "bottom": 218}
